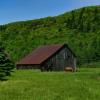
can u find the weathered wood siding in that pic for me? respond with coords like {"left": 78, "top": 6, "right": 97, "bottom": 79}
{"left": 17, "top": 64, "right": 40, "bottom": 69}
{"left": 41, "top": 46, "right": 76, "bottom": 71}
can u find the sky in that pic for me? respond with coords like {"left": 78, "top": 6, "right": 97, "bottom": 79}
{"left": 0, "top": 0, "right": 100, "bottom": 25}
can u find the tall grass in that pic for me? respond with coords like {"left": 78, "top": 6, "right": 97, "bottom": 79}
{"left": 0, "top": 68, "right": 100, "bottom": 100}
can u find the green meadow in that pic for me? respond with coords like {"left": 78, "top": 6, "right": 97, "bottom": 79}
{"left": 0, "top": 68, "right": 100, "bottom": 100}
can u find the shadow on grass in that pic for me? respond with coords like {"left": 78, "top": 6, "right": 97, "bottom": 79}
{"left": 0, "top": 71, "right": 15, "bottom": 81}
{"left": 1, "top": 78, "right": 8, "bottom": 81}
{"left": 0, "top": 78, "right": 8, "bottom": 81}
{"left": 0, "top": 73, "right": 13, "bottom": 81}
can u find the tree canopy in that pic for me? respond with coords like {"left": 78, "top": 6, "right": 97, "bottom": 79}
{"left": 0, "top": 6, "right": 100, "bottom": 65}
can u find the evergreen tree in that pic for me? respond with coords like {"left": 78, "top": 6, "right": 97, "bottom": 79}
{"left": 71, "top": 11, "right": 75, "bottom": 28}
{"left": 78, "top": 8, "right": 85, "bottom": 31}
{"left": 0, "top": 43, "right": 14, "bottom": 80}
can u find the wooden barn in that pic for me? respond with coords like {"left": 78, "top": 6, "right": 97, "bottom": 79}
{"left": 16, "top": 44, "right": 76, "bottom": 71}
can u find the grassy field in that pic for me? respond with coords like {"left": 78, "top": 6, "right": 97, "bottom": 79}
{"left": 0, "top": 68, "right": 100, "bottom": 100}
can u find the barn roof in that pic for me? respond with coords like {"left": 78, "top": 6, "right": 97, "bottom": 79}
{"left": 17, "top": 44, "right": 75, "bottom": 65}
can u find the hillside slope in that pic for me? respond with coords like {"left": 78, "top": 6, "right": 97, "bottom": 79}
{"left": 0, "top": 6, "right": 100, "bottom": 64}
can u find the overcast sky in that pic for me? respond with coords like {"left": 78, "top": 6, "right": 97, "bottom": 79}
{"left": 0, "top": 0, "right": 100, "bottom": 25}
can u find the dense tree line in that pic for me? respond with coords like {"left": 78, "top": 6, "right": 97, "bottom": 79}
{"left": 61, "top": 7, "right": 100, "bottom": 32}
{"left": 0, "top": 6, "right": 100, "bottom": 66}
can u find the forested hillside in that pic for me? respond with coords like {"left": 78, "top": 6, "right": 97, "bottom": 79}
{"left": 0, "top": 6, "right": 100, "bottom": 65}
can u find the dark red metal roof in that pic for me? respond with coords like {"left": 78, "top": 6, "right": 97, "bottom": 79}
{"left": 17, "top": 44, "right": 64, "bottom": 65}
